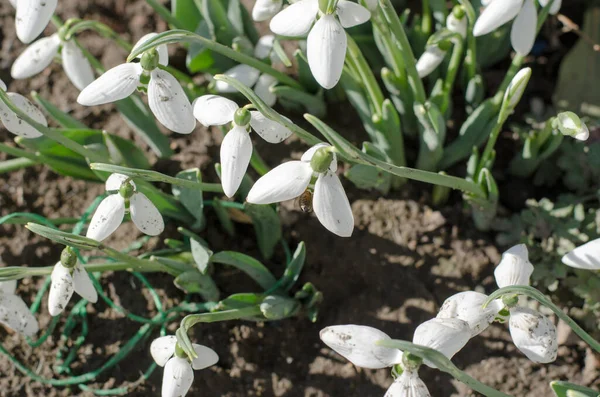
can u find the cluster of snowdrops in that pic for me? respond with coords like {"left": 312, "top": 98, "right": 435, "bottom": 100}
{"left": 1, "top": 0, "right": 599, "bottom": 396}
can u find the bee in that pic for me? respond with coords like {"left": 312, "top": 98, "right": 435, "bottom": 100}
{"left": 297, "top": 190, "right": 313, "bottom": 213}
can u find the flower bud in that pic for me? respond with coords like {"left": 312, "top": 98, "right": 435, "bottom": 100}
{"left": 140, "top": 49, "right": 160, "bottom": 71}
{"left": 447, "top": 7, "right": 467, "bottom": 38}
{"left": 260, "top": 296, "right": 299, "bottom": 319}
{"left": 119, "top": 179, "right": 135, "bottom": 199}
{"left": 233, "top": 108, "right": 251, "bottom": 127}
{"left": 553, "top": 111, "right": 589, "bottom": 141}
{"left": 310, "top": 147, "right": 334, "bottom": 174}
{"left": 500, "top": 67, "right": 532, "bottom": 121}
{"left": 60, "top": 247, "right": 78, "bottom": 269}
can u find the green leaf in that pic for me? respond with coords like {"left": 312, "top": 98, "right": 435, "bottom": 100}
{"left": 171, "top": 0, "right": 202, "bottom": 31}
{"left": 174, "top": 270, "right": 220, "bottom": 301}
{"left": 190, "top": 238, "right": 212, "bottom": 274}
{"left": 211, "top": 197, "right": 235, "bottom": 236}
{"left": 244, "top": 203, "right": 282, "bottom": 260}
{"left": 278, "top": 242, "right": 306, "bottom": 292}
{"left": 415, "top": 101, "right": 446, "bottom": 171}
{"left": 25, "top": 223, "right": 101, "bottom": 250}
{"left": 227, "top": 0, "right": 244, "bottom": 36}
{"left": 172, "top": 168, "right": 206, "bottom": 228}
{"left": 102, "top": 131, "right": 151, "bottom": 169}
{"left": 31, "top": 92, "right": 87, "bottom": 129}
{"left": 345, "top": 163, "right": 391, "bottom": 193}
{"left": 200, "top": 0, "right": 238, "bottom": 45}
{"left": 551, "top": 381, "right": 599, "bottom": 397}
{"left": 217, "top": 293, "right": 261, "bottom": 310}
{"left": 294, "top": 49, "right": 320, "bottom": 93}
{"left": 271, "top": 85, "right": 326, "bottom": 118}
{"left": 211, "top": 251, "right": 277, "bottom": 290}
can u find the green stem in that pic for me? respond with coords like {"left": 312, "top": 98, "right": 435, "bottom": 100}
{"left": 0, "top": 142, "right": 39, "bottom": 161}
{"left": 458, "top": 0, "right": 478, "bottom": 79}
{"left": 442, "top": 36, "right": 465, "bottom": 113}
{"left": 485, "top": 285, "right": 600, "bottom": 354}
{"left": 127, "top": 30, "right": 304, "bottom": 90}
{"left": 1, "top": 216, "right": 80, "bottom": 226}
{"left": 421, "top": 0, "right": 432, "bottom": 35}
{"left": 182, "top": 306, "right": 263, "bottom": 330}
{"left": 0, "top": 158, "right": 37, "bottom": 173}
{"left": 65, "top": 20, "right": 133, "bottom": 51}
{"left": 0, "top": 91, "right": 104, "bottom": 163}
{"left": 145, "top": 0, "right": 188, "bottom": 29}
{"left": 378, "top": 0, "right": 427, "bottom": 103}
{"left": 477, "top": 115, "right": 504, "bottom": 173}
{"left": 346, "top": 35, "right": 385, "bottom": 114}
{"left": 90, "top": 163, "right": 224, "bottom": 193}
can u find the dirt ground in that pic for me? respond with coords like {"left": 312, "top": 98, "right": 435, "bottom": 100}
{"left": 0, "top": 1, "right": 598, "bottom": 396}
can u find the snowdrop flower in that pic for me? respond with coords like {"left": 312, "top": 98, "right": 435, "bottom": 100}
{"left": 193, "top": 95, "right": 292, "bottom": 197}
{"left": 269, "top": 0, "right": 371, "bottom": 89}
{"left": 562, "top": 237, "right": 600, "bottom": 270}
{"left": 246, "top": 143, "right": 354, "bottom": 237}
{"left": 13, "top": 0, "right": 58, "bottom": 43}
{"left": 494, "top": 244, "right": 534, "bottom": 288}
{"left": 0, "top": 280, "right": 39, "bottom": 336}
{"left": 554, "top": 111, "right": 590, "bottom": 141}
{"left": 252, "top": 0, "right": 283, "bottom": 21}
{"left": 150, "top": 336, "right": 219, "bottom": 397}
{"left": 11, "top": 34, "right": 95, "bottom": 90}
{"left": 493, "top": 244, "right": 558, "bottom": 363}
{"left": 48, "top": 247, "right": 98, "bottom": 316}
{"left": 0, "top": 78, "right": 48, "bottom": 138}
{"left": 412, "top": 318, "right": 471, "bottom": 368}
{"left": 437, "top": 291, "right": 503, "bottom": 337}
{"left": 473, "top": 0, "right": 543, "bottom": 55}
{"left": 384, "top": 369, "right": 431, "bottom": 397}
{"left": 86, "top": 173, "right": 164, "bottom": 242}
{"left": 417, "top": 9, "right": 467, "bottom": 78}
{"left": 78, "top": 33, "right": 195, "bottom": 134}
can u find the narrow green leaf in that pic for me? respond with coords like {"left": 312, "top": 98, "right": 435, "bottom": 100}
{"left": 31, "top": 92, "right": 87, "bottom": 129}
{"left": 279, "top": 242, "right": 306, "bottom": 292}
{"left": 551, "top": 381, "right": 599, "bottom": 397}
{"left": 244, "top": 203, "right": 282, "bottom": 260}
{"left": 171, "top": 0, "right": 203, "bottom": 31}
{"left": 211, "top": 251, "right": 277, "bottom": 290}
{"left": 172, "top": 168, "right": 206, "bottom": 228}
{"left": 217, "top": 293, "right": 262, "bottom": 310}
{"left": 174, "top": 269, "right": 220, "bottom": 301}
{"left": 25, "top": 223, "right": 101, "bottom": 250}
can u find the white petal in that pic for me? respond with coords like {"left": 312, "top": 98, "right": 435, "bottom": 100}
{"left": 162, "top": 357, "right": 194, "bottom": 397}
{"left": 250, "top": 111, "right": 292, "bottom": 143}
{"left": 313, "top": 172, "right": 354, "bottom": 237}
{"left": 192, "top": 95, "right": 238, "bottom": 127}
{"left": 320, "top": 325, "right": 403, "bottom": 369}
{"left": 437, "top": 291, "right": 503, "bottom": 337}
{"left": 301, "top": 143, "right": 337, "bottom": 172}
{"left": 86, "top": 194, "right": 126, "bottom": 242}
{"left": 416, "top": 46, "right": 447, "bottom": 78}
{"left": 307, "top": 15, "right": 347, "bottom": 89}
{"left": 574, "top": 123, "right": 590, "bottom": 141}
{"left": 413, "top": 318, "right": 471, "bottom": 368}
{"left": 191, "top": 344, "right": 219, "bottom": 370}
{"left": 473, "top": 0, "right": 523, "bottom": 37}
{"left": 336, "top": 0, "right": 371, "bottom": 28}
{"left": 494, "top": 244, "right": 534, "bottom": 288}
{"left": 384, "top": 370, "right": 431, "bottom": 397}
{"left": 0, "top": 295, "right": 39, "bottom": 337}
{"left": 246, "top": 161, "right": 313, "bottom": 204}
{"left": 254, "top": 35, "right": 276, "bottom": 59}
{"left": 72, "top": 263, "right": 97, "bottom": 303}
{"left": 0, "top": 79, "right": 6, "bottom": 91}
{"left": 77, "top": 63, "right": 142, "bottom": 106}
{"left": 11, "top": 34, "right": 60, "bottom": 79}
{"left": 8, "top": 0, "right": 16, "bottom": 8}
{"left": 562, "top": 238, "right": 600, "bottom": 270}
{"left": 129, "top": 193, "right": 165, "bottom": 236}
{"left": 0, "top": 280, "right": 17, "bottom": 296}
{"left": 509, "top": 307, "right": 558, "bottom": 363}
{"left": 48, "top": 263, "right": 74, "bottom": 316}
{"left": 61, "top": 40, "right": 95, "bottom": 90}
{"left": 15, "top": 0, "right": 58, "bottom": 43}
{"left": 539, "top": 0, "right": 561, "bottom": 14}
{"left": 511, "top": 0, "right": 537, "bottom": 56}
{"left": 269, "top": 0, "right": 319, "bottom": 37}
{"left": 446, "top": 13, "right": 467, "bottom": 38}
{"left": 252, "top": 0, "right": 283, "bottom": 22}
{"left": 254, "top": 74, "right": 278, "bottom": 107}
{"left": 220, "top": 125, "right": 253, "bottom": 198}
{"left": 150, "top": 336, "right": 177, "bottom": 366}
{"left": 132, "top": 33, "right": 169, "bottom": 66}
{"left": 105, "top": 173, "right": 135, "bottom": 191}
{"left": 0, "top": 93, "right": 47, "bottom": 138}
{"left": 148, "top": 69, "right": 196, "bottom": 134}
{"left": 214, "top": 65, "right": 260, "bottom": 93}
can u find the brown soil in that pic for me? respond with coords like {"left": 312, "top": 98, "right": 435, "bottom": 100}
{"left": 0, "top": 1, "right": 598, "bottom": 397}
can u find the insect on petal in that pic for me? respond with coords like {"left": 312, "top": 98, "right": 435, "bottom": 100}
{"left": 148, "top": 69, "right": 196, "bottom": 134}
{"left": 72, "top": 263, "right": 98, "bottom": 303}
{"left": 48, "top": 263, "right": 75, "bottom": 316}
{"left": 191, "top": 344, "right": 219, "bottom": 370}
{"left": 220, "top": 125, "right": 253, "bottom": 198}
{"left": 336, "top": 0, "right": 371, "bottom": 28}
{"left": 86, "top": 194, "right": 126, "bottom": 242}
{"left": 313, "top": 172, "right": 354, "bottom": 237}
{"left": 193, "top": 95, "right": 238, "bottom": 127}
{"left": 129, "top": 193, "right": 165, "bottom": 236}
{"left": 214, "top": 65, "right": 261, "bottom": 93}
{"left": 246, "top": 161, "right": 313, "bottom": 205}
{"left": 150, "top": 335, "right": 177, "bottom": 366}
{"left": 162, "top": 357, "right": 194, "bottom": 397}
{"left": 250, "top": 111, "right": 292, "bottom": 144}
{"left": 307, "top": 15, "right": 347, "bottom": 89}
{"left": 11, "top": 34, "right": 61, "bottom": 79}
{"left": 0, "top": 93, "right": 47, "bottom": 139}
{"left": 15, "top": 0, "right": 58, "bottom": 43}
{"left": 61, "top": 40, "right": 95, "bottom": 90}
{"left": 269, "top": 0, "right": 319, "bottom": 37}
{"left": 77, "top": 63, "right": 142, "bottom": 106}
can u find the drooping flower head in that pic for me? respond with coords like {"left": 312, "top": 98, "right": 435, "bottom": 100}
{"left": 437, "top": 291, "right": 503, "bottom": 337}
{"left": 78, "top": 33, "right": 195, "bottom": 134}
{"left": 0, "top": 78, "right": 48, "bottom": 139}
{"left": 562, "top": 237, "right": 600, "bottom": 270}
{"left": 494, "top": 244, "right": 534, "bottom": 288}
{"left": 412, "top": 317, "right": 471, "bottom": 368}
{"left": 246, "top": 142, "right": 354, "bottom": 237}
{"left": 150, "top": 336, "right": 219, "bottom": 397}
{"left": 86, "top": 173, "right": 165, "bottom": 242}
{"left": 0, "top": 280, "right": 39, "bottom": 336}
{"left": 193, "top": 95, "right": 292, "bottom": 197}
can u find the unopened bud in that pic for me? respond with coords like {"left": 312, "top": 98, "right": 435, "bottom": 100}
{"left": 310, "top": 147, "right": 334, "bottom": 174}
{"left": 554, "top": 111, "right": 589, "bottom": 141}
{"left": 260, "top": 296, "right": 300, "bottom": 320}
{"left": 60, "top": 247, "right": 78, "bottom": 269}
{"left": 119, "top": 180, "right": 135, "bottom": 199}
{"left": 233, "top": 108, "right": 251, "bottom": 127}
{"left": 500, "top": 67, "right": 532, "bottom": 121}
{"left": 140, "top": 49, "right": 160, "bottom": 71}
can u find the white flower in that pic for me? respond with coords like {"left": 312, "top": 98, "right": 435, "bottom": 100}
{"left": 412, "top": 318, "right": 471, "bottom": 368}
{"left": 193, "top": 95, "right": 292, "bottom": 197}
{"left": 270, "top": 0, "right": 371, "bottom": 89}
{"left": 437, "top": 291, "right": 503, "bottom": 337}
{"left": 86, "top": 173, "right": 164, "bottom": 241}
{"left": 384, "top": 369, "right": 431, "bottom": 397}
{"left": 246, "top": 143, "right": 354, "bottom": 237}
{"left": 508, "top": 306, "right": 558, "bottom": 363}
{"left": 150, "top": 336, "right": 219, "bottom": 397}
{"left": 494, "top": 244, "right": 534, "bottom": 288}
{"left": 14, "top": 0, "right": 58, "bottom": 44}
{"left": 48, "top": 261, "right": 98, "bottom": 316}
{"left": 0, "top": 78, "right": 47, "bottom": 138}
{"left": 0, "top": 280, "right": 39, "bottom": 336}
{"left": 562, "top": 237, "right": 600, "bottom": 270}
{"left": 11, "top": 34, "right": 95, "bottom": 90}
{"left": 77, "top": 33, "right": 195, "bottom": 134}
{"left": 252, "top": 0, "right": 283, "bottom": 21}
{"left": 555, "top": 111, "right": 589, "bottom": 141}
{"left": 319, "top": 325, "right": 403, "bottom": 369}
{"left": 473, "top": 0, "right": 538, "bottom": 55}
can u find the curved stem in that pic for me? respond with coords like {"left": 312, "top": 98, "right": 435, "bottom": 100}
{"left": 484, "top": 285, "right": 600, "bottom": 354}
{"left": 442, "top": 36, "right": 465, "bottom": 113}
{"left": 182, "top": 306, "right": 263, "bottom": 331}
{"left": 66, "top": 20, "right": 133, "bottom": 51}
